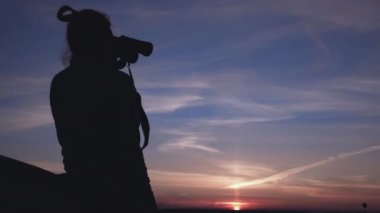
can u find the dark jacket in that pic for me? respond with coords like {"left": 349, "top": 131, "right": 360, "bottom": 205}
{"left": 50, "top": 63, "right": 157, "bottom": 212}
{"left": 50, "top": 64, "right": 145, "bottom": 179}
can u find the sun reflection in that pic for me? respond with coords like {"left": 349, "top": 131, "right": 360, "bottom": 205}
{"left": 233, "top": 205, "right": 241, "bottom": 211}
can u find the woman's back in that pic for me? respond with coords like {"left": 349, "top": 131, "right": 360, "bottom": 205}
{"left": 50, "top": 64, "right": 145, "bottom": 180}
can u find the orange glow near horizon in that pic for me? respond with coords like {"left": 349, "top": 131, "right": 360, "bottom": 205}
{"left": 215, "top": 201, "right": 248, "bottom": 211}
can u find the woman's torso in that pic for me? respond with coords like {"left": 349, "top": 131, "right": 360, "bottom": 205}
{"left": 50, "top": 65, "right": 147, "bottom": 182}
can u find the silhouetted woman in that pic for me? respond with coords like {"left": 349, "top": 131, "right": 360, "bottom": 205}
{"left": 50, "top": 6, "right": 157, "bottom": 212}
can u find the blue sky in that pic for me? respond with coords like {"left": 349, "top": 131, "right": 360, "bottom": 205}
{"left": 1, "top": 0, "right": 380, "bottom": 210}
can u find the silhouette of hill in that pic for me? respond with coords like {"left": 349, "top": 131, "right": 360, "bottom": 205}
{"left": 0, "top": 155, "right": 82, "bottom": 212}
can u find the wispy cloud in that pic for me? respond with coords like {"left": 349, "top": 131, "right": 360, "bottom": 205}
{"left": 0, "top": 75, "right": 53, "bottom": 131}
{"left": 327, "top": 77, "right": 380, "bottom": 94}
{"left": 300, "top": 177, "right": 380, "bottom": 190}
{"left": 143, "top": 95, "right": 203, "bottom": 113}
{"left": 218, "top": 162, "right": 276, "bottom": 178}
{"left": 189, "top": 76, "right": 380, "bottom": 127}
{"left": 191, "top": 116, "right": 293, "bottom": 126}
{"left": 148, "top": 60, "right": 380, "bottom": 117}
{"left": 149, "top": 169, "right": 242, "bottom": 189}
{"left": 229, "top": 145, "right": 380, "bottom": 189}
{"left": 0, "top": 105, "right": 53, "bottom": 132}
{"left": 272, "top": 0, "right": 380, "bottom": 31}
{"left": 139, "top": 78, "right": 209, "bottom": 89}
{"left": 0, "top": 75, "right": 50, "bottom": 99}
{"left": 276, "top": 78, "right": 380, "bottom": 114}
{"left": 158, "top": 135, "right": 220, "bottom": 153}
{"left": 303, "top": 23, "right": 331, "bottom": 59}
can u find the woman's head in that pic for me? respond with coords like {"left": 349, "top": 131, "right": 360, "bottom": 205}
{"left": 58, "top": 6, "right": 115, "bottom": 65}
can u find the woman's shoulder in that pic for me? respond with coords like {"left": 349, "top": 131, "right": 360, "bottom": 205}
{"left": 112, "top": 70, "right": 134, "bottom": 87}
{"left": 51, "top": 68, "right": 133, "bottom": 87}
{"left": 51, "top": 68, "right": 71, "bottom": 85}
{"left": 114, "top": 70, "right": 132, "bottom": 81}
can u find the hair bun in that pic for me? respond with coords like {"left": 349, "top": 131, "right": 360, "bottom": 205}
{"left": 57, "top": 5, "right": 77, "bottom": 22}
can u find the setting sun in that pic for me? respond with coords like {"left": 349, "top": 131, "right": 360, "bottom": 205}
{"left": 215, "top": 201, "right": 247, "bottom": 211}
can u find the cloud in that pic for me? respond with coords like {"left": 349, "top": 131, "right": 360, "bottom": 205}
{"left": 149, "top": 169, "right": 242, "bottom": 189}
{"left": 211, "top": 76, "right": 380, "bottom": 118}
{"left": 327, "top": 77, "right": 380, "bottom": 94}
{"left": 229, "top": 145, "right": 380, "bottom": 189}
{"left": 143, "top": 70, "right": 380, "bottom": 157}
{"left": 302, "top": 23, "right": 331, "bottom": 58}
{"left": 218, "top": 162, "right": 276, "bottom": 178}
{"left": 111, "top": 1, "right": 264, "bottom": 23}
{"left": 272, "top": 0, "right": 380, "bottom": 31}
{"left": 0, "top": 105, "right": 53, "bottom": 133}
{"left": 188, "top": 76, "right": 380, "bottom": 127}
{"left": 0, "top": 75, "right": 54, "bottom": 132}
{"left": 300, "top": 177, "right": 380, "bottom": 190}
{"left": 0, "top": 75, "right": 50, "bottom": 99}
{"left": 143, "top": 94, "right": 203, "bottom": 113}
{"left": 158, "top": 135, "right": 220, "bottom": 153}
{"left": 191, "top": 116, "right": 293, "bottom": 126}
{"left": 275, "top": 78, "right": 380, "bottom": 114}
{"left": 139, "top": 78, "right": 209, "bottom": 89}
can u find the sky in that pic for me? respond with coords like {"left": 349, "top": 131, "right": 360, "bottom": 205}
{"left": 1, "top": 0, "right": 380, "bottom": 211}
